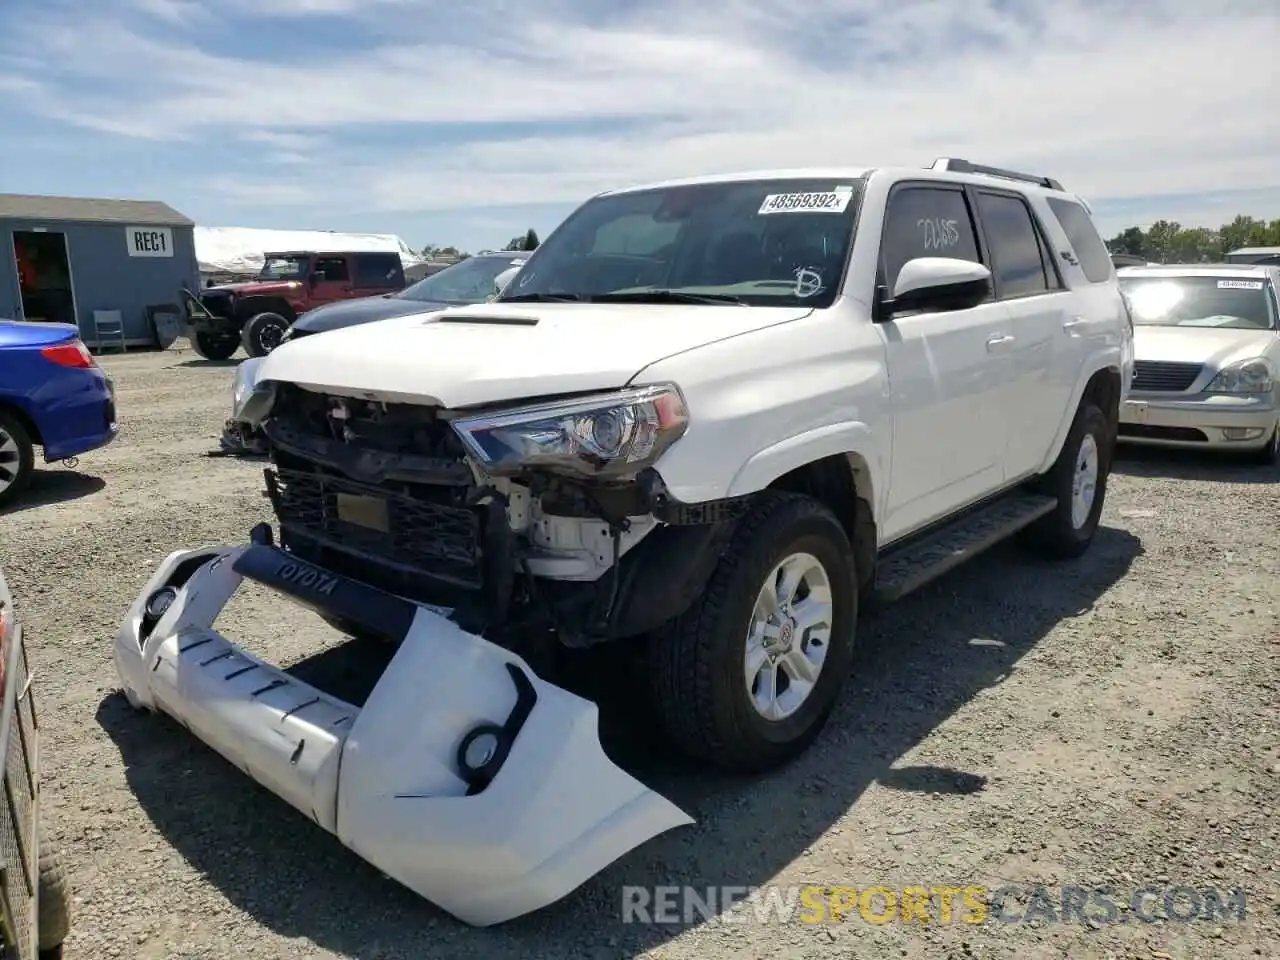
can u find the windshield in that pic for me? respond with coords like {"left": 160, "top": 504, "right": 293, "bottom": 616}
{"left": 396, "top": 255, "right": 528, "bottom": 304}
{"left": 1119, "top": 276, "right": 1277, "bottom": 330}
{"left": 258, "top": 255, "right": 309, "bottom": 280}
{"left": 497, "top": 178, "right": 863, "bottom": 308}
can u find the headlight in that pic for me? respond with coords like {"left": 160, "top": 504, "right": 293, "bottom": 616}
{"left": 451, "top": 384, "right": 689, "bottom": 479}
{"left": 1204, "top": 358, "right": 1274, "bottom": 394}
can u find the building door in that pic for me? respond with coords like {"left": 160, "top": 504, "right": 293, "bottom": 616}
{"left": 0, "top": 234, "right": 18, "bottom": 321}
{"left": 12, "top": 230, "right": 79, "bottom": 328}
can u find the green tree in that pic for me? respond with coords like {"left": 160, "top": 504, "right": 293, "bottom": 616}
{"left": 502, "top": 229, "right": 540, "bottom": 251}
{"left": 1103, "top": 213, "right": 1280, "bottom": 264}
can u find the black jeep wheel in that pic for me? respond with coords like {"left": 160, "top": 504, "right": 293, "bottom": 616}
{"left": 241, "top": 312, "right": 291, "bottom": 357}
{"left": 191, "top": 331, "right": 240, "bottom": 361}
{"left": 648, "top": 492, "right": 858, "bottom": 773}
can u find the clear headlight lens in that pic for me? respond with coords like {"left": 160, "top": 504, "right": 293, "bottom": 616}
{"left": 451, "top": 384, "right": 689, "bottom": 479}
{"left": 1204, "top": 358, "right": 1274, "bottom": 394}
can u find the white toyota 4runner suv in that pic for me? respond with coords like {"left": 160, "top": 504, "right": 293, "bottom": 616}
{"left": 115, "top": 158, "right": 1132, "bottom": 925}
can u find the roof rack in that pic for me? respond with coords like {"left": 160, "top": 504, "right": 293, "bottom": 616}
{"left": 931, "top": 158, "right": 1064, "bottom": 192}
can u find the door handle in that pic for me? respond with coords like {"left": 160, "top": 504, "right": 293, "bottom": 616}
{"left": 986, "top": 334, "right": 1015, "bottom": 352}
{"left": 1063, "top": 317, "right": 1086, "bottom": 332}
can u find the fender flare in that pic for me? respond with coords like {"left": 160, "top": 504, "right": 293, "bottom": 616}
{"left": 725, "top": 420, "right": 880, "bottom": 508}
{"left": 1038, "top": 352, "right": 1123, "bottom": 474}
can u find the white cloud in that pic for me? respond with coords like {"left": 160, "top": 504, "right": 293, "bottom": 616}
{"left": 4, "top": 0, "right": 1279, "bottom": 228}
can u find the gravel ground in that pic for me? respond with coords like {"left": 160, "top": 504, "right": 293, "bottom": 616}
{"left": 0, "top": 345, "right": 1277, "bottom": 960}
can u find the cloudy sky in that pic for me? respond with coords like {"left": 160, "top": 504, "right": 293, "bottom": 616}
{"left": 1, "top": 0, "right": 1277, "bottom": 253}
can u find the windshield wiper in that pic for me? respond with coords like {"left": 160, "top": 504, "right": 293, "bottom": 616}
{"left": 498, "top": 292, "right": 586, "bottom": 303}
{"left": 589, "top": 290, "right": 745, "bottom": 305}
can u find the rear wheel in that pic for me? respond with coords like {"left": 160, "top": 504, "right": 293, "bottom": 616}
{"left": 191, "top": 330, "right": 240, "bottom": 361}
{"left": 648, "top": 492, "right": 858, "bottom": 773}
{"left": 1021, "top": 400, "right": 1110, "bottom": 558}
{"left": 241, "top": 312, "right": 291, "bottom": 357}
{"left": 0, "top": 410, "right": 35, "bottom": 510}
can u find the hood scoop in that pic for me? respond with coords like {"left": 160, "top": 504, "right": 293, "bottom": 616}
{"left": 433, "top": 314, "right": 539, "bottom": 326}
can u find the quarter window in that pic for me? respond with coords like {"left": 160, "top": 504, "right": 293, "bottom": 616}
{"left": 976, "top": 192, "right": 1050, "bottom": 297}
{"left": 881, "top": 187, "right": 982, "bottom": 292}
{"left": 1046, "top": 197, "right": 1113, "bottom": 283}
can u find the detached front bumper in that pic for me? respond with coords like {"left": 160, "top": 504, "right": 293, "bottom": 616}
{"left": 114, "top": 538, "right": 692, "bottom": 926}
{"left": 1119, "top": 393, "right": 1278, "bottom": 449}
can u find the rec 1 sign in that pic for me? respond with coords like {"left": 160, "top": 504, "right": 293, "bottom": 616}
{"left": 125, "top": 226, "right": 174, "bottom": 258}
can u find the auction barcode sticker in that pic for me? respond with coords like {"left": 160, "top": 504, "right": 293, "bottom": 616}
{"left": 758, "top": 187, "right": 853, "bottom": 215}
{"left": 1217, "top": 279, "right": 1264, "bottom": 290}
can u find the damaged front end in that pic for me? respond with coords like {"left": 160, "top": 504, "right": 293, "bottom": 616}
{"left": 116, "top": 377, "right": 765, "bottom": 924}
{"left": 251, "top": 381, "right": 744, "bottom": 648}
{"left": 114, "top": 535, "right": 693, "bottom": 926}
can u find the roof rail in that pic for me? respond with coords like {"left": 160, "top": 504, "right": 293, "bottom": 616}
{"left": 931, "top": 158, "right": 1064, "bottom": 192}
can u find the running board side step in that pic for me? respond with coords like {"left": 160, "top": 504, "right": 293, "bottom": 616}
{"left": 872, "top": 493, "right": 1057, "bottom": 604}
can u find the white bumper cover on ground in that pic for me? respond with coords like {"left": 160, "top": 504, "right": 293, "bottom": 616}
{"left": 114, "top": 545, "right": 693, "bottom": 926}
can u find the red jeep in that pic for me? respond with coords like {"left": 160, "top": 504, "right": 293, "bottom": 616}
{"left": 189, "top": 251, "right": 407, "bottom": 359}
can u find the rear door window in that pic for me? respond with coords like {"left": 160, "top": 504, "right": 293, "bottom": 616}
{"left": 1046, "top": 198, "right": 1113, "bottom": 283}
{"left": 313, "top": 256, "right": 349, "bottom": 282}
{"left": 975, "top": 191, "right": 1051, "bottom": 298}
{"left": 354, "top": 253, "right": 404, "bottom": 288}
{"left": 880, "top": 186, "right": 982, "bottom": 292}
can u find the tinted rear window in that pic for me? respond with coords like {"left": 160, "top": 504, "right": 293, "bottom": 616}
{"left": 354, "top": 253, "right": 404, "bottom": 288}
{"left": 1046, "top": 198, "right": 1113, "bottom": 284}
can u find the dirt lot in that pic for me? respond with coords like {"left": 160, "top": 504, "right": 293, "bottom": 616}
{"left": 0, "top": 346, "right": 1277, "bottom": 960}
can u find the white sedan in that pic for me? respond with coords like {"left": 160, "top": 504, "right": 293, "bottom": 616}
{"left": 1116, "top": 264, "right": 1280, "bottom": 465}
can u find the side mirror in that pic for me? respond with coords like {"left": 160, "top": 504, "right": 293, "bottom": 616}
{"left": 877, "top": 257, "right": 992, "bottom": 320}
{"left": 492, "top": 266, "right": 520, "bottom": 296}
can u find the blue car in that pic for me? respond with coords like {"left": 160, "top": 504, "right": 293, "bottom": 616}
{"left": 0, "top": 320, "right": 118, "bottom": 508}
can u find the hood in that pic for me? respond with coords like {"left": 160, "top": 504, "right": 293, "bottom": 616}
{"left": 291, "top": 295, "right": 450, "bottom": 334}
{"left": 257, "top": 301, "right": 814, "bottom": 409}
{"left": 1133, "top": 325, "right": 1279, "bottom": 368}
{"left": 203, "top": 280, "right": 300, "bottom": 296}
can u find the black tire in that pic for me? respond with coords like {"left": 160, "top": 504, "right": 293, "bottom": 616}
{"left": 191, "top": 330, "right": 240, "bottom": 361}
{"left": 648, "top": 492, "right": 858, "bottom": 773}
{"left": 241, "top": 312, "right": 291, "bottom": 357}
{"left": 37, "top": 830, "right": 71, "bottom": 954}
{"left": 0, "top": 410, "right": 35, "bottom": 511}
{"left": 1021, "top": 401, "right": 1110, "bottom": 559}
{"left": 1249, "top": 422, "right": 1279, "bottom": 467}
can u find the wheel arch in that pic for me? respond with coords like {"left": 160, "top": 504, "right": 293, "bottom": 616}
{"left": 1040, "top": 361, "right": 1122, "bottom": 474}
{"left": 725, "top": 426, "right": 880, "bottom": 591}
{"left": 0, "top": 399, "right": 42, "bottom": 446}
{"left": 235, "top": 297, "right": 297, "bottom": 323}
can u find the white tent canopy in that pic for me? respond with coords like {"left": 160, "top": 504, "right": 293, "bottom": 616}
{"left": 195, "top": 225, "right": 426, "bottom": 275}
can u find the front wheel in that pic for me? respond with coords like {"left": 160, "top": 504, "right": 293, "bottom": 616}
{"left": 37, "top": 831, "right": 71, "bottom": 957}
{"left": 190, "top": 330, "right": 240, "bottom": 361}
{"left": 1249, "top": 421, "right": 1279, "bottom": 467}
{"left": 241, "top": 312, "right": 291, "bottom": 357}
{"left": 648, "top": 492, "right": 858, "bottom": 773}
{"left": 1021, "top": 400, "right": 1110, "bottom": 559}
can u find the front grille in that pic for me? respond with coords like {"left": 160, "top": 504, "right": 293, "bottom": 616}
{"left": 1132, "top": 360, "right": 1203, "bottom": 393}
{"left": 266, "top": 467, "right": 482, "bottom": 589}
{"left": 199, "top": 292, "right": 235, "bottom": 320}
{"left": 1118, "top": 424, "right": 1208, "bottom": 442}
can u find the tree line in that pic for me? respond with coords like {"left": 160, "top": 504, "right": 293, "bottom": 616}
{"left": 1106, "top": 214, "right": 1280, "bottom": 264}
{"left": 420, "top": 228, "right": 540, "bottom": 261}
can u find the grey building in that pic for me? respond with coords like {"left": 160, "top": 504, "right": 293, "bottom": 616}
{"left": 0, "top": 193, "right": 199, "bottom": 348}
